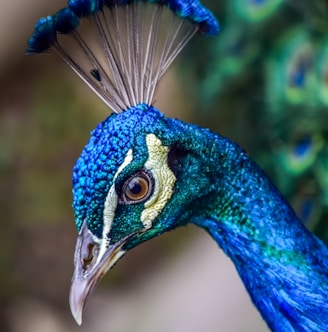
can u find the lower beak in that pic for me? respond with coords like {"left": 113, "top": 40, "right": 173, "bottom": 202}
{"left": 69, "top": 221, "right": 137, "bottom": 325}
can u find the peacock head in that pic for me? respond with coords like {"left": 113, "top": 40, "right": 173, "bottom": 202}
{"left": 70, "top": 103, "right": 218, "bottom": 324}
{"left": 26, "top": 0, "right": 220, "bottom": 325}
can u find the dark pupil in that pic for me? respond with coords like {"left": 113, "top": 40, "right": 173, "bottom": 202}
{"left": 128, "top": 178, "right": 142, "bottom": 195}
{"left": 122, "top": 172, "right": 152, "bottom": 204}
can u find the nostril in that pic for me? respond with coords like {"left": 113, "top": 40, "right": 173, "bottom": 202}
{"left": 82, "top": 243, "right": 99, "bottom": 271}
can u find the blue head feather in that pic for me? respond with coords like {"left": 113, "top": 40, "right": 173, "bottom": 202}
{"left": 68, "top": 0, "right": 102, "bottom": 16}
{"left": 26, "top": 16, "right": 57, "bottom": 54}
{"left": 73, "top": 104, "right": 167, "bottom": 236}
{"left": 53, "top": 8, "right": 80, "bottom": 34}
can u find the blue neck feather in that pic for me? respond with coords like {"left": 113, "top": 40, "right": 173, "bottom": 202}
{"left": 186, "top": 127, "right": 328, "bottom": 331}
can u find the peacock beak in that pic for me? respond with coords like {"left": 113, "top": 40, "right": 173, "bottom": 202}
{"left": 69, "top": 220, "right": 137, "bottom": 325}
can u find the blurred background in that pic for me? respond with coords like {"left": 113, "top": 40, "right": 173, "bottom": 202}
{"left": 1, "top": 0, "right": 328, "bottom": 331}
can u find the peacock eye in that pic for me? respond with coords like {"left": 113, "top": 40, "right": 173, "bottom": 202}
{"left": 121, "top": 170, "right": 154, "bottom": 204}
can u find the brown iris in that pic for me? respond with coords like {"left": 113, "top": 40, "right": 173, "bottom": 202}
{"left": 121, "top": 170, "right": 153, "bottom": 204}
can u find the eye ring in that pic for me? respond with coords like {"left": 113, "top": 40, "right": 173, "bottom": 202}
{"left": 120, "top": 170, "right": 154, "bottom": 204}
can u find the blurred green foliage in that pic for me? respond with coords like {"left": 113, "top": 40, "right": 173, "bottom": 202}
{"left": 180, "top": 0, "right": 328, "bottom": 243}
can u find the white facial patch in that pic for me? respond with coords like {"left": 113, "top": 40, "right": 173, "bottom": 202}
{"left": 97, "top": 134, "right": 176, "bottom": 261}
{"left": 97, "top": 149, "right": 133, "bottom": 263}
{"left": 141, "top": 134, "right": 176, "bottom": 229}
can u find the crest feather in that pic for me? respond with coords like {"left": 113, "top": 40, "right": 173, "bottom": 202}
{"left": 27, "top": 0, "right": 219, "bottom": 113}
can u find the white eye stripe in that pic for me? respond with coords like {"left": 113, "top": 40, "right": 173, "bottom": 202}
{"left": 98, "top": 134, "right": 176, "bottom": 260}
{"left": 114, "top": 149, "right": 134, "bottom": 182}
{"left": 98, "top": 149, "right": 134, "bottom": 263}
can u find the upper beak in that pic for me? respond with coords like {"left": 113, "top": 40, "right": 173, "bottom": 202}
{"left": 69, "top": 220, "right": 137, "bottom": 325}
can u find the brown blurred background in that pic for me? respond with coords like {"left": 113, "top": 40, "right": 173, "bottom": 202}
{"left": 0, "top": 1, "right": 288, "bottom": 331}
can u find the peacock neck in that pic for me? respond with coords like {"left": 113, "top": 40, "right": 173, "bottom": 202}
{"left": 187, "top": 129, "right": 328, "bottom": 332}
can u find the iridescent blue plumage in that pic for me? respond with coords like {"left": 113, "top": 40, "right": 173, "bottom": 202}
{"left": 69, "top": 0, "right": 101, "bottom": 16}
{"left": 27, "top": 0, "right": 328, "bottom": 331}
{"left": 26, "top": 16, "right": 57, "bottom": 54}
{"left": 73, "top": 103, "right": 162, "bottom": 236}
{"left": 73, "top": 103, "right": 328, "bottom": 330}
{"left": 53, "top": 8, "right": 80, "bottom": 34}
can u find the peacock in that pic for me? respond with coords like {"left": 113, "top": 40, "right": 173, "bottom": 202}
{"left": 26, "top": 0, "right": 328, "bottom": 331}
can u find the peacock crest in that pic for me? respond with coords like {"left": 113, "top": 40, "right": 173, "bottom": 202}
{"left": 27, "top": 0, "right": 219, "bottom": 113}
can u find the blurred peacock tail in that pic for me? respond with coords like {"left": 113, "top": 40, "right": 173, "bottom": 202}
{"left": 27, "top": 1, "right": 328, "bottom": 331}
{"left": 179, "top": 0, "right": 328, "bottom": 244}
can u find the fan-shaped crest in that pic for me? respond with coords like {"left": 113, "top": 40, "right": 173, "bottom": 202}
{"left": 27, "top": 0, "right": 219, "bottom": 113}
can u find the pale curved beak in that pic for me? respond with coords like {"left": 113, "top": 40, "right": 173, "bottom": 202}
{"left": 69, "top": 221, "right": 137, "bottom": 325}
